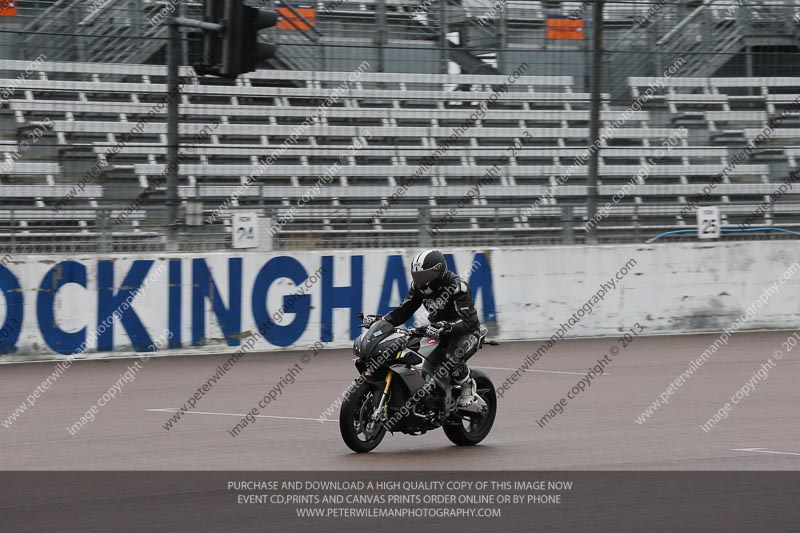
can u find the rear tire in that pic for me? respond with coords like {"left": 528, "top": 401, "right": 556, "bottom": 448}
{"left": 443, "top": 371, "right": 497, "bottom": 446}
{"left": 339, "top": 381, "right": 387, "bottom": 453}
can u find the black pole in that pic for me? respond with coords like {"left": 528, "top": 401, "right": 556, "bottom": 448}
{"left": 166, "top": 15, "right": 181, "bottom": 252}
{"left": 586, "top": 0, "right": 604, "bottom": 244}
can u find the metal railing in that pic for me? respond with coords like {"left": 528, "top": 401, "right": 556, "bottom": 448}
{"left": 608, "top": 0, "right": 800, "bottom": 101}
{"left": 19, "top": 0, "right": 202, "bottom": 64}
{"left": 2, "top": 202, "right": 799, "bottom": 255}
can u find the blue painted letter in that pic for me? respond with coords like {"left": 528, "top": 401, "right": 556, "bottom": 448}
{"left": 321, "top": 256, "right": 363, "bottom": 341}
{"left": 251, "top": 256, "right": 311, "bottom": 347}
{"left": 192, "top": 258, "right": 242, "bottom": 346}
{"left": 97, "top": 260, "right": 155, "bottom": 352}
{"left": 168, "top": 259, "right": 182, "bottom": 349}
{"left": 0, "top": 265, "right": 23, "bottom": 354}
{"left": 37, "top": 261, "right": 87, "bottom": 355}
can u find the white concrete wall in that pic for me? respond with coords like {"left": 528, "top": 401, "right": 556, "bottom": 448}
{"left": 0, "top": 241, "right": 798, "bottom": 361}
{"left": 493, "top": 241, "right": 800, "bottom": 340}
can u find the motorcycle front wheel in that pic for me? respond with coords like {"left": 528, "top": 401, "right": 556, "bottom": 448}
{"left": 339, "top": 381, "right": 387, "bottom": 453}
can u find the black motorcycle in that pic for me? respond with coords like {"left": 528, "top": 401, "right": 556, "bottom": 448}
{"left": 339, "top": 314, "right": 498, "bottom": 453}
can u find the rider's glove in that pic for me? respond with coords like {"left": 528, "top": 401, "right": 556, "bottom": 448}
{"left": 425, "top": 321, "right": 452, "bottom": 339}
{"left": 434, "top": 321, "right": 452, "bottom": 335}
{"left": 362, "top": 315, "right": 381, "bottom": 327}
{"left": 425, "top": 324, "right": 441, "bottom": 338}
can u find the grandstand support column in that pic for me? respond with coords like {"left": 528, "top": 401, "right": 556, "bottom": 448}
{"left": 179, "top": 0, "right": 189, "bottom": 66}
{"left": 375, "top": 0, "right": 387, "bottom": 72}
{"left": 9, "top": 210, "right": 15, "bottom": 254}
{"left": 561, "top": 206, "right": 574, "bottom": 244}
{"left": 166, "top": 16, "right": 181, "bottom": 253}
{"left": 739, "top": 7, "right": 754, "bottom": 95}
{"left": 498, "top": 0, "right": 508, "bottom": 73}
{"left": 586, "top": 0, "right": 605, "bottom": 245}
{"left": 494, "top": 207, "right": 500, "bottom": 244}
{"left": 418, "top": 207, "right": 432, "bottom": 247}
{"left": 73, "top": 8, "right": 86, "bottom": 63}
{"left": 439, "top": 0, "right": 449, "bottom": 74}
{"left": 98, "top": 209, "right": 112, "bottom": 254}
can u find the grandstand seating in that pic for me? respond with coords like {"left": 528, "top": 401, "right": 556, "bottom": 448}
{"left": 628, "top": 77, "right": 800, "bottom": 122}
{"left": 0, "top": 141, "right": 60, "bottom": 179}
{"left": 628, "top": 75, "right": 800, "bottom": 184}
{"left": 625, "top": 74, "right": 800, "bottom": 231}
{"left": 1, "top": 59, "right": 800, "bottom": 249}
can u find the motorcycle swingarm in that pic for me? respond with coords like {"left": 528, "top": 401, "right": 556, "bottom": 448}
{"left": 452, "top": 396, "right": 489, "bottom": 420}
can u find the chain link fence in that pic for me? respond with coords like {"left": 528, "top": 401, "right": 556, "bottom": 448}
{"left": 2, "top": 1, "right": 800, "bottom": 254}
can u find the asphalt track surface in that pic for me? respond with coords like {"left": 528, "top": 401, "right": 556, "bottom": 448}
{"left": 1, "top": 330, "right": 799, "bottom": 470}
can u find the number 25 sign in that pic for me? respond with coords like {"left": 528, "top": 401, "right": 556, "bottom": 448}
{"left": 697, "top": 206, "right": 721, "bottom": 240}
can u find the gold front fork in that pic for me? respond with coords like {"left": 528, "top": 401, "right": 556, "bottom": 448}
{"left": 383, "top": 371, "right": 393, "bottom": 394}
{"left": 375, "top": 352, "right": 400, "bottom": 421}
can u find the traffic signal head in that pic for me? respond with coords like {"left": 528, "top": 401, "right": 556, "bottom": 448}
{"left": 234, "top": 7, "right": 278, "bottom": 75}
{"left": 199, "top": 0, "right": 278, "bottom": 79}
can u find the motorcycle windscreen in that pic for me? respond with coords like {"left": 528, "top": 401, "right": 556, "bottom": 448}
{"left": 358, "top": 319, "right": 396, "bottom": 362}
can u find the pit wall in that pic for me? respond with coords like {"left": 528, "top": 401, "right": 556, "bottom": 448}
{"left": 0, "top": 241, "right": 798, "bottom": 361}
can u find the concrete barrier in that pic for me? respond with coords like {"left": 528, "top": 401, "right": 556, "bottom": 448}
{"left": 0, "top": 241, "right": 797, "bottom": 360}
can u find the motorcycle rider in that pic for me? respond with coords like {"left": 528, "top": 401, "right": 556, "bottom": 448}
{"left": 366, "top": 249, "right": 481, "bottom": 407}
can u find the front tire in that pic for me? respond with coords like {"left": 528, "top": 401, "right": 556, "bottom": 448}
{"left": 339, "top": 381, "right": 387, "bottom": 453}
{"left": 443, "top": 370, "right": 497, "bottom": 446}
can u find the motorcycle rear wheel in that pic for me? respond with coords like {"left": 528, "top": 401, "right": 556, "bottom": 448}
{"left": 443, "top": 371, "right": 497, "bottom": 446}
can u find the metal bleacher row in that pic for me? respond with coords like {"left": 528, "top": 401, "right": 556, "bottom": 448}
{"left": 1, "top": 59, "right": 799, "bottom": 249}
{"left": 627, "top": 76, "right": 800, "bottom": 230}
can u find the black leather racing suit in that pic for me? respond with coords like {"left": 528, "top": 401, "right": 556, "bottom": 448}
{"left": 383, "top": 271, "right": 481, "bottom": 384}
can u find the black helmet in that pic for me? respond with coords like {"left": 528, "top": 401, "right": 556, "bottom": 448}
{"left": 410, "top": 249, "right": 447, "bottom": 289}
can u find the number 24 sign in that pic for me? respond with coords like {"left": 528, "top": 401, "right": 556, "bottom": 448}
{"left": 232, "top": 213, "right": 259, "bottom": 249}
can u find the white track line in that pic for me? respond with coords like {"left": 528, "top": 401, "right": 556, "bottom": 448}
{"left": 147, "top": 408, "right": 338, "bottom": 423}
{"left": 474, "top": 366, "right": 610, "bottom": 376}
{"left": 732, "top": 448, "right": 800, "bottom": 457}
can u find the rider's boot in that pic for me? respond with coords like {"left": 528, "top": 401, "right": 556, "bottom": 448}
{"left": 455, "top": 368, "right": 477, "bottom": 407}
